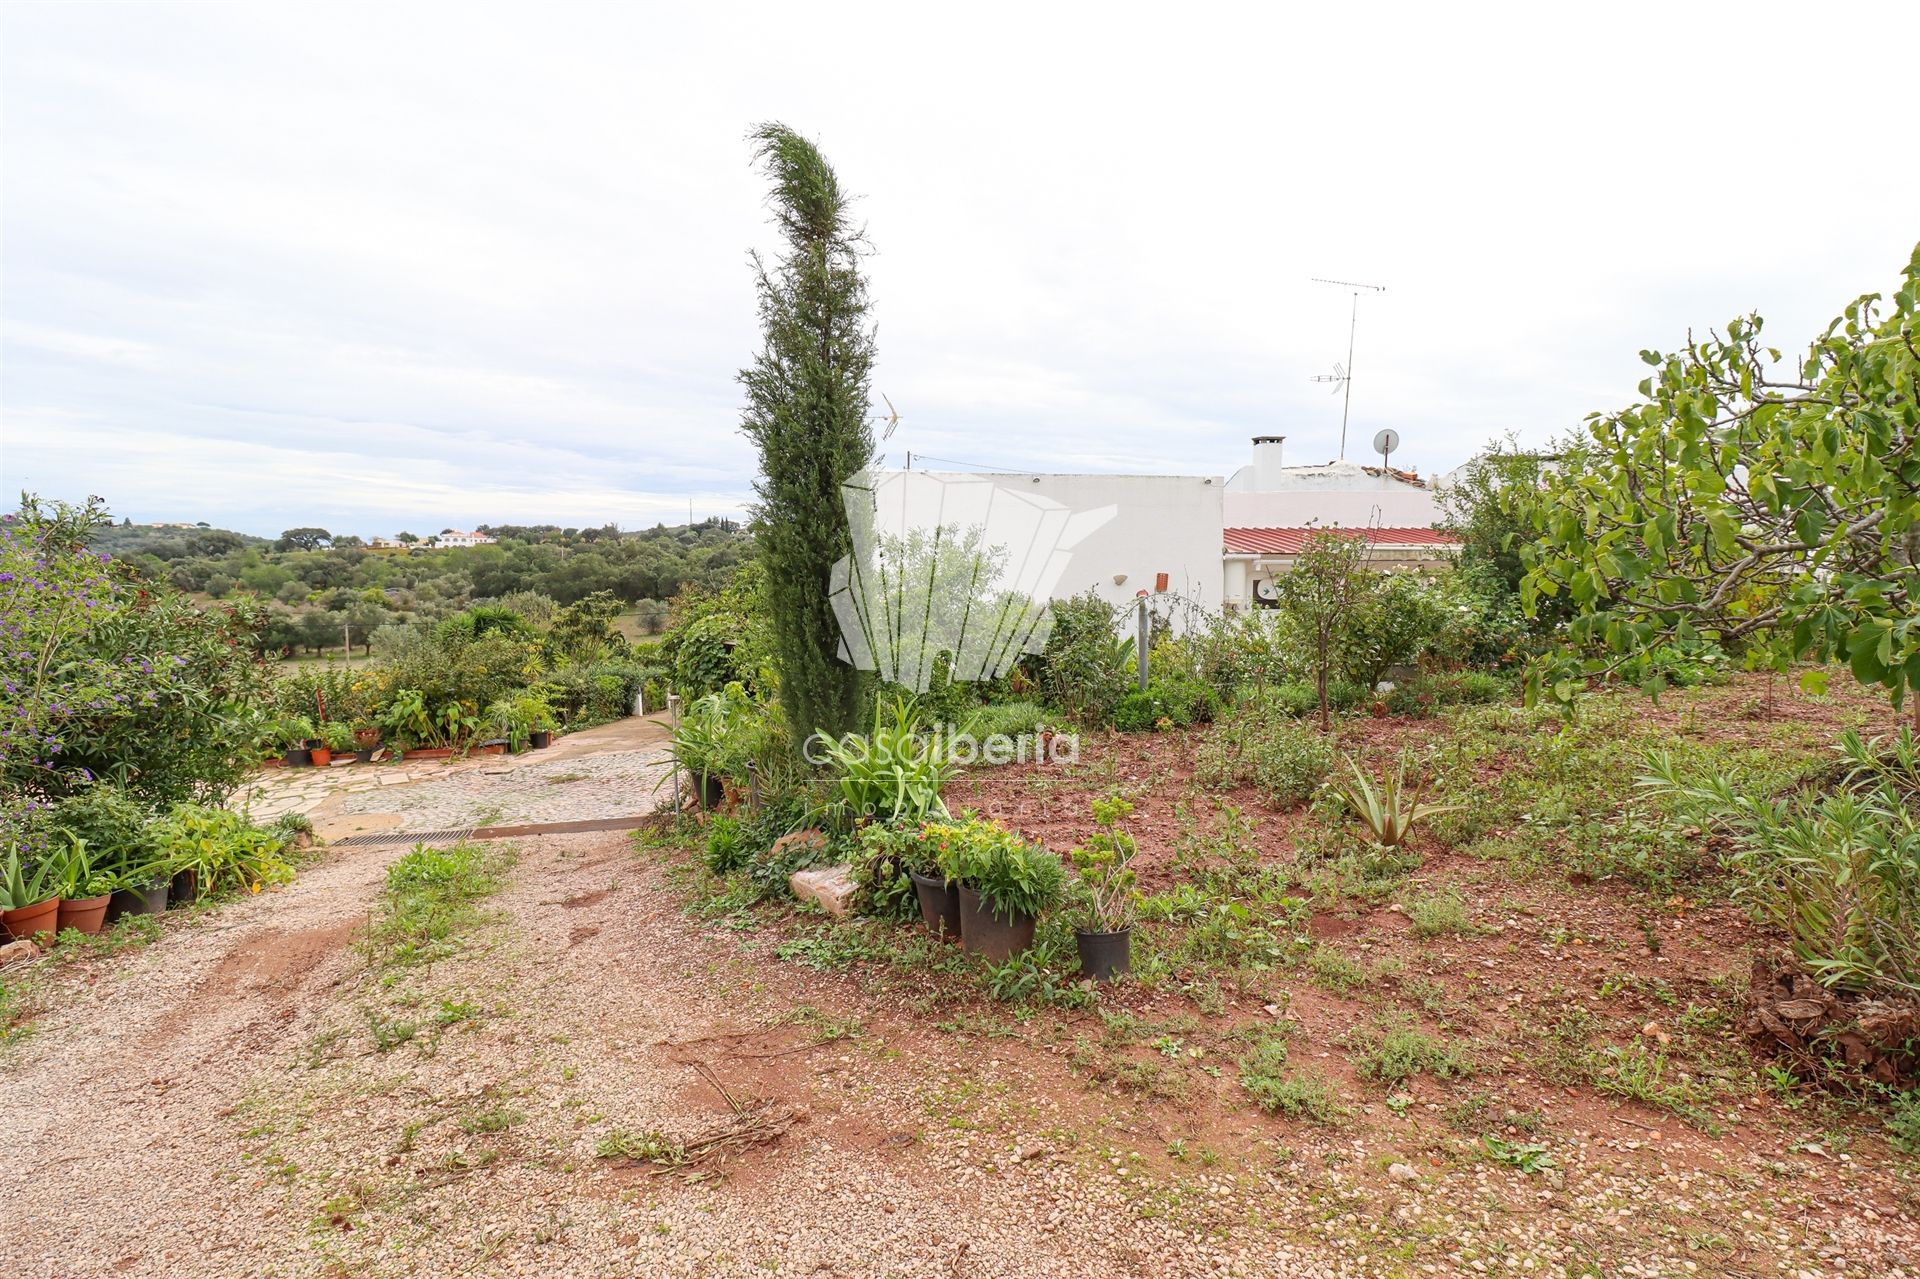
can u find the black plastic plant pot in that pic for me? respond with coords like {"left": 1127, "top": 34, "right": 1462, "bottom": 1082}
{"left": 355, "top": 748, "right": 376, "bottom": 763}
{"left": 304, "top": 738, "right": 324, "bottom": 750}
{"left": 530, "top": 730, "right": 552, "bottom": 749}
{"left": 284, "top": 748, "right": 312, "bottom": 767}
{"left": 167, "top": 869, "right": 198, "bottom": 909}
{"left": 957, "top": 886, "right": 1036, "bottom": 963}
{"left": 698, "top": 774, "right": 725, "bottom": 810}
{"left": 908, "top": 869, "right": 961, "bottom": 940}
{"left": 1075, "top": 927, "right": 1133, "bottom": 983}
{"left": 107, "top": 883, "right": 169, "bottom": 923}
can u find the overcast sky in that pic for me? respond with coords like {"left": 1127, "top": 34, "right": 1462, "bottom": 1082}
{"left": 2, "top": 2, "right": 1916, "bottom": 538}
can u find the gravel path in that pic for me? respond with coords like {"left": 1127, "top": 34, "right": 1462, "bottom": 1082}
{"left": 331, "top": 744, "right": 674, "bottom": 829}
{"left": 5, "top": 828, "right": 1915, "bottom": 1278}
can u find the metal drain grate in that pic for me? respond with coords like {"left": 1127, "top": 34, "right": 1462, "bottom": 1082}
{"left": 330, "top": 828, "right": 475, "bottom": 849}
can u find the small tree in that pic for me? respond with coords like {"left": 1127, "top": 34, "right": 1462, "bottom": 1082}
{"left": 1522, "top": 242, "right": 1920, "bottom": 713}
{"left": 738, "top": 122, "right": 877, "bottom": 747}
{"left": 277, "top": 527, "right": 331, "bottom": 552}
{"left": 1274, "top": 531, "right": 1375, "bottom": 730}
{"left": 1435, "top": 438, "right": 1558, "bottom": 605}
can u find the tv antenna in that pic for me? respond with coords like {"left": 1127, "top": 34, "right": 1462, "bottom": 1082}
{"left": 876, "top": 393, "right": 903, "bottom": 441}
{"left": 1310, "top": 277, "right": 1386, "bottom": 460}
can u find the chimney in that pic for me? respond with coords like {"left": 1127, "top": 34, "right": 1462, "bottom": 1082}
{"left": 1251, "top": 435, "right": 1286, "bottom": 490}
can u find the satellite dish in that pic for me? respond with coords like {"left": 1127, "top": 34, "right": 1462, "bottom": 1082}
{"left": 1372, "top": 429, "right": 1400, "bottom": 458}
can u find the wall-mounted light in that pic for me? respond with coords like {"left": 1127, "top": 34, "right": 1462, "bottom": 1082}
{"left": 1112, "top": 573, "right": 1128, "bottom": 586}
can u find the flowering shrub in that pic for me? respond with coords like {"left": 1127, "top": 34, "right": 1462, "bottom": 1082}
{"left": 1, "top": 497, "right": 271, "bottom": 811}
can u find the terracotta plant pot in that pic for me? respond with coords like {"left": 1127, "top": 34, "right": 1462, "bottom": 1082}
{"left": 404, "top": 746, "right": 453, "bottom": 760}
{"left": 310, "top": 746, "right": 333, "bottom": 767}
{"left": 957, "top": 886, "right": 1036, "bottom": 963}
{"left": 2, "top": 896, "right": 60, "bottom": 943}
{"left": 909, "top": 869, "right": 962, "bottom": 940}
{"left": 1075, "top": 926, "right": 1133, "bottom": 983}
{"left": 57, "top": 894, "right": 112, "bottom": 937}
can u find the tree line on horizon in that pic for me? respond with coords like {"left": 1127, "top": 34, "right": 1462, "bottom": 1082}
{"left": 86, "top": 516, "right": 752, "bottom": 657}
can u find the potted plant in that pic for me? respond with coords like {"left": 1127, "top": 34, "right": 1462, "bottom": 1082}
{"left": 483, "top": 698, "right": 533, "bottom": 753}
{"left": 887, "top": 821, "right": 959, "bottom": 939}
{"left": 52, "top": 837, "right": 115, "bottom": 936}
{"left": 1, "top": 840, "right": 60, "bottom": 943}
{"left": 282, "top": 715, "right": 316, "bottom": 767}
{"left": 1069, "top": 794, "right": 1140, "bottom": 982}
{"left": 936, "top": 817, "right": 1066, "bottom": 963}
{"left": 523, "top": 694, "right": 558, "bottom": 749}
{"left": 351, "top": 722, "right": 381, "bottom": 762}
{"left": 319, "top": 721, "right": 356, "bottom": 764}
{"left": 107, "top": 859, "right": 171, "bottom": 921}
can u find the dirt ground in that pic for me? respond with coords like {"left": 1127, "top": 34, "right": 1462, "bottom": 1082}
{"left": 3, "top": 679, "right": 1918, "bottom": 1277}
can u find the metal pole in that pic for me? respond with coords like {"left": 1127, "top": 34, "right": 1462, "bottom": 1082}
{"left": 1339, "top": 292, "right": 1358, "bottom": 461}
{"left": 667, "top": 693, "right": 682, "bottom": 812}
{"left": 1136, "top": 594, "right": 1149, "bottom": 692}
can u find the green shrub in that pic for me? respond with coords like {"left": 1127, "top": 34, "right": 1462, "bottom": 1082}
{"left": 1266, "top": 680, "right": 1366, "bottom": 718}
{"left": 704, "top": 813, "right": 747, "bottom": 874}
{"left": 1030, "top": 591, "right": 1132, "bottom": 723}
{"left": 1196, "top": 709, "right": 1335, "bottom": 807}
{"left": 151, "top": 805, "right": 294, "bottom": 898}
{"left": 1112, "top": 674, "right": 1218, "bottom": 732}
{"left": 672, "top": 614, "right": 743, "bottom": 700}
{"left": 956, "top": 701, "right": 1049, "bottom": 740}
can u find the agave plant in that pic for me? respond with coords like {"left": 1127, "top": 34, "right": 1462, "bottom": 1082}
{"left": 1331, "top": 754, "right": 1461, "bottom": 848}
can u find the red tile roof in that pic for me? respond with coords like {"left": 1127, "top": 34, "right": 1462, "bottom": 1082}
{"left": 1222, "top": 527, "right": 1462, "bottom": 555}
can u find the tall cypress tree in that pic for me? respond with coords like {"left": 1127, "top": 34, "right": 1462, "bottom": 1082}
{"left": 739, "top": 123, "right": 876, "bottom": 745}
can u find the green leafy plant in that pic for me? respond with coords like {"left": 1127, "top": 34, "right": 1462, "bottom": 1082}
{"left": 930, "top": 816, "right": 1066, "bottom": 919}
{"left": 151, "top": 805, "right": 294, "bottom": 899}
{"left": 280, "top": 714, "right": 317, "bottom": 751}
{"left": 1196, "top": 706, "right": 1335, "bottom": 807}
{"left": 1521, "top": 242, "right": 1920, "bottom": 711}
{"left": 1644, "top": 732, "right": 1920, "bottom": 993}
{"left": 1070, "top": 793, "right": 1139, "bottom": 932}
{"left": 1481, "top": 1134, "right": 1555, "bottom": 1174}
{"left": 814, "top": 696, "right": 954, "bottom": 828}
{"left": 1332, "top": 754, "right": 1461, "bottom": 848}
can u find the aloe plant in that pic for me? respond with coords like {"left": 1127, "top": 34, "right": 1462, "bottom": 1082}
{"left": 1332, "top": 754, "right": 1461, "bottom": 848}
{"left": 1, "top": 840, "right": 60, "bottom": 911}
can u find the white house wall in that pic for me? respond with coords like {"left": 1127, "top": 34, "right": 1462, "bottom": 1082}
{"left": 917, "top": 472, "right": 1226, "bottom": 627}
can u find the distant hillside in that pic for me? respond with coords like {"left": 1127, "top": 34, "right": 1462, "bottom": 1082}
{"left": 88, "top": 522, "right": 268, "bottom": 558}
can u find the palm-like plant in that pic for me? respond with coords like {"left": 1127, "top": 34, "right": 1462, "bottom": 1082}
{"left": 1331, "top": 754, "right": 1461, "bottom": 848}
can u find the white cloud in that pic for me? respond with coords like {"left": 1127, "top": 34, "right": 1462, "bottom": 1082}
{"left": 2, "top": 0, "right": 1916, "bottom": 535}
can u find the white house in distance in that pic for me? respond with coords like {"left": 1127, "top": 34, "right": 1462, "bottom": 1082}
{"left": 898, "top": 434, "right": 1459, "bottom": 625}
{"left": 433, "top": 530, "right": 498, "bottom": 548}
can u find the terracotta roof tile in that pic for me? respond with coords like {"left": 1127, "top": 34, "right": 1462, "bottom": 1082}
{"left": 1222, "top": 527, "right": 1461, "bottom": 555}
